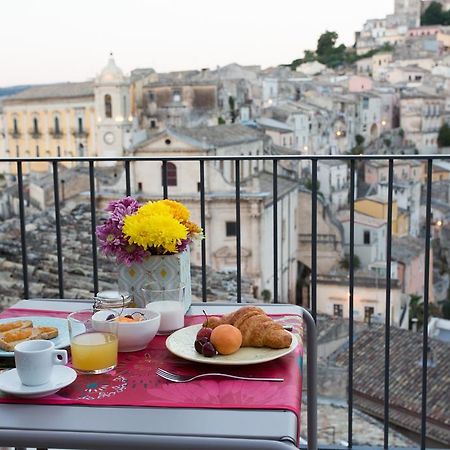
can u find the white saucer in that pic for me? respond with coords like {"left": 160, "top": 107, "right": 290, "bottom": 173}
{"left": 0, "top": 366, "right": 77, "bottom": 398}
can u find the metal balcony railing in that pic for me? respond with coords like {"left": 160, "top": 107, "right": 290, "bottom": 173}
{"left": 0, "top": 153, "right": 448, "bottom": 450}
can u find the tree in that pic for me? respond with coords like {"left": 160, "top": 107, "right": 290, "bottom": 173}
{"left": 355, "top": 134, "right": 365, "bottom": 146}
{"left": 218, "top": 116, "right": 226, "bottom": 125}
{"left": 421, "top": 1, "right": 448, "bottom": 25}
{"left": 339, "top": 254, "right": 361, "bottom": 271}
{"left": 228, "top": 96, "right": 237, "bottom": 124}
{"left": 437, "top": 123, "right": 450, "bottom": 147}
{"left": 408, "top": 294, "right": 442, "bottom": 330}
{"left": 316, "top": 31, "right": 338, "bottom": 56}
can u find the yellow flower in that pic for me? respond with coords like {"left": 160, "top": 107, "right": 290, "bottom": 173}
{"left": 159, "top": 199, "right": 190, "bottom": 223}
{"left": 138, "top": 201, "right": 172, "bottom": 217}
{"left": 123, "top": 212, "right": 188, "bottom": 254}
{"left": 185, "top": 220, "right": 202, "bottom": 235}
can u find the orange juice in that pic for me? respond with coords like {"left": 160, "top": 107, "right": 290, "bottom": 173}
{"left": 70, "top": 332, "right": 118, "bottom": 373}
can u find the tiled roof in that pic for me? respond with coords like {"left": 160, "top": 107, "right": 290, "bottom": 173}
{"left": 333, "top": 325, "right": 450, "bottom": 446}
{"left": 4, "top": 81, "right": 94, "bottom": 102}
{"left": 337, "top": 210, "right": 386, "bottom": 228}
{"left": 391, "top": 235, "right": 423, "bottom": 263}
{"left": 170, "top": 124, "right": 264, "bottom": 147}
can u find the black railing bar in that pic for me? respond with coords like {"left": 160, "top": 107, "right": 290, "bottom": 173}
{"left": 311, "top": 160, "right": 318, "bottom": 320}
{"left": 16, "top": 161, "right": 29, "bottom": 299}
{"left": 3, "top": 154, "right": 450, "bottom": 163}
{"left": 348, "top": 159, "right": 355, "bottom": 448}
{"left": 273, "top": 160, "right": 279, "bottom": 304}
{"left": 162, "top": 161, "right": 168, "bottom": 199}
{"left": 52, "top": 161, "right": 64, "bottom": 298}
{"left": 383, "top": 159, "right": 394, "bottom": 449}
{"left": 125, "top": 160, "right": 131, "bottom": 197}
{"left": 421, "top": 159, "right": 433, "bottom": 450}
{"left": 199, "top": 160, "right": 207, "bottom": 303}
{"left": 235, "top": 160, "right": 242, "bottom": 303}
{"left": 89, "top": 161, "right": 99, "bottom": 295}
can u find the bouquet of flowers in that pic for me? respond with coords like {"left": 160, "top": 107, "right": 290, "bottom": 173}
{"left": 96, "top": 197, "right": 203, "bottom": 266}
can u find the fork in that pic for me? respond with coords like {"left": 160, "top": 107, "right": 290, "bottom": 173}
{"left": 156, "top": 367, "right": 284, "bottom": 383}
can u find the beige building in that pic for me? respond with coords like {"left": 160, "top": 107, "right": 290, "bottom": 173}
{"left": 112, "top": 124, "right": 299, "bottom": 303}
{"left": 400, "top": 91, "right": 445, "bottom": 153}
{"left": 2, "top": 82, "right": 96, "bottom": 174}
{"left": 0, "top": 56, "right": 132, "bottom": 175}
{"left": 317, "top": 273, "right": 405, "bottom": 326}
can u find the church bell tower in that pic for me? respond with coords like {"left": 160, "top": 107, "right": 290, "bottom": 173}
{"left": 95, "top": 54, "right": 131, "bottom": 162}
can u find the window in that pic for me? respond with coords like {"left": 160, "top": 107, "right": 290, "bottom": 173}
{"left": 148, "top": 92, "right": 155, "bottom": 102}
{"left": 104, "top": 94, "right": 112, "bottom": 118}
{"left": 78, "top": 117, "right": 83, "bottom": 134}
{"left": 57, "top": 145, "right": 61, "bottom": 157}
{"left": 363, "top": 230, "right": 371, "bottom": 244}
{"left": 173, "top": 89, "right": 181, "bottom": 103}
{"left": 13, "top": 118, "right": 18, "bottom": 134}
{"left": 362, "top": 97, "right": 369, "bottom": 109}
{"left": 333, "top": 304, "right": 343, "bottom": 318}
{"left": 150, "top": 120, "right": 156, "bottom": 128}
{"left": 54, "top": 117, "right": 60, "bottom": 134}
{"left": 138, "top": 182, "right": 143, "bottom": 191}
{"left": 33, "top": 118, "right": 39, "bottom": 134}
{"left": 364, "top": 306, "right": 375, "bottom": 322}
{"left": 36, "top": 145, "right": 40, "bottom": 157}
{"left": 162, "top": 162, "right": 177, "bottom": 186}
{"left": 78, "top": 143, "right": 84, "bottom": 157}
{"left": 16, "top": 145, "right": 19, "bottom": 157}
{"left": 226, "top": 221, "right": 237, "bottom": 237}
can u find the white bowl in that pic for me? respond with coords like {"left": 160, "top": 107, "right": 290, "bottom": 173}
{"left": 93, "top": 308, "right": 160, "bottom": 352}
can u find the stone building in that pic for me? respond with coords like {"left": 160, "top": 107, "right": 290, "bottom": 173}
{"left": 140, "top": 70, "right": 218, "bottom": 130}
{"left": 399, "top": 89, "right": 445, "bottom": 153}
{"left": 0, "top": 56, "right": 132, "bottom": 175}
{"left": 102, "top": 124, "right": 299, "bottom": 303}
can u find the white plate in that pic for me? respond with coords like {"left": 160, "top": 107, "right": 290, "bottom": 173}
{"left": 0, "top": 365, "right": 77, "bottom": 398}
{"left": 166, "top": 324, "right": 298, "bottom": 366}
{"left": 0, "top": 317, "right": 70, "bottom": 357}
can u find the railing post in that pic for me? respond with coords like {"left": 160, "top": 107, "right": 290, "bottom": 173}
{"left": 302, "top": 308, "right": 317, "bottom": 450}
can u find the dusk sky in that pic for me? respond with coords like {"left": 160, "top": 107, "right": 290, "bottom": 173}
{"left": 0, "top": 0, "right": 393, "bottom": 86}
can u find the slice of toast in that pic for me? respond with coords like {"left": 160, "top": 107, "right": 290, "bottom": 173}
{"left": 0, "top": 320, "right": 33, "bottom": 333}
{"left": 0, "top": 326, "right": 59, "bottom": 352}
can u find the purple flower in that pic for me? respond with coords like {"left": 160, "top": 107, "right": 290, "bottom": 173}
{"left": 96, "top": 196, "right": 149, "bottom": 266}
{"left": 177, "top": 238, "right": 192, "bottom": 253}
{"left": 106, "top": 196, "right": 140, "bottom": 226}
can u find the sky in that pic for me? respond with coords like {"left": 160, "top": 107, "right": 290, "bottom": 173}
{"left": 0, "top": 0, "right": 393, "bottom": 86}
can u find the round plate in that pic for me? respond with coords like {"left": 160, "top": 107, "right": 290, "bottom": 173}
{"left": 0, "top": 365, "right": 77, "bottom": 398}
{"left": 166, "top": 324, "right": 298, "bottom": 365}
{"left": 0, "top": 317, "right": 70, "bottom": 357}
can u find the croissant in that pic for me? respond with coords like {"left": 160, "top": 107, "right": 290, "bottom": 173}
{"left": 204, "top": 306, "right": 292, "bottom": 349}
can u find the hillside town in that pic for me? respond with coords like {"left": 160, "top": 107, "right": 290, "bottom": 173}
{"left": 0, "top": 1, "right": 449, "bottom": 446}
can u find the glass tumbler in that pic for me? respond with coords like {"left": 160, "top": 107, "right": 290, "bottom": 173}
{"left": 68, "top": 309, "right": 119, "bottom": 374}
{"left": 143, "top": 283, "right": 186, "bottom": 334}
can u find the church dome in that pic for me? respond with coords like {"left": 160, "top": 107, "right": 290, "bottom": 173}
{"left": 97, "top": 54, "right": 125, "bottom": 84}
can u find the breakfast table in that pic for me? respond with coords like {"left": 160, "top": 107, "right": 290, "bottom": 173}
{"left": 0, "top": 299, "right": 317, "bottom": 450}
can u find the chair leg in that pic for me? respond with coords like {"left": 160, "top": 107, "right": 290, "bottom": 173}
{"left": 302, "top": 309, "right": 318, "bottom": 450}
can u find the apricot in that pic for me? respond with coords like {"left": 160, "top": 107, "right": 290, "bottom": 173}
{"left": 210, "top": 324, "right": 242, "bottom": 355}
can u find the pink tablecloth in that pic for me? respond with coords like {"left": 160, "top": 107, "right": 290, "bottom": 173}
{"left": 0, "top": 307, "right": 304, "bottom": 441}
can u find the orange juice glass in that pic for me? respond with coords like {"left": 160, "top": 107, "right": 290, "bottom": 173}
{"left": 68, "top": 309, "right": 118, "bottom": 374}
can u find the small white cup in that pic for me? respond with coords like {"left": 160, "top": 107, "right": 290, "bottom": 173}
{"left": 14, "top": 340, "right": 68, "bottom": 386}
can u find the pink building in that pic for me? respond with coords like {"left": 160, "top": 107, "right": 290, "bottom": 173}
{"left": 348, "top": 75, "right": 374, "bottom": 92}
{"left": 408, "top": 26, "right": 442, "bottom": 37}
{"left": 392, "top": 235, "right": 434, "bottom": 303}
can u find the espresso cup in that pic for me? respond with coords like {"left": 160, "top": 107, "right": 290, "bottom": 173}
{"left": 14, "top": 340, "right": 68, "bottom": 386}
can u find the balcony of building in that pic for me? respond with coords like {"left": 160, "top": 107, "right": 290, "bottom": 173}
{"left": 0, "top": 153, "right": 448, "bottom": 450}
